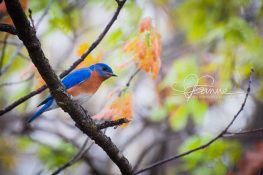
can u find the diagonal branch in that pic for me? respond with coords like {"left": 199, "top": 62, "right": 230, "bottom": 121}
{"left": 134, "top": 69, "right": 254, "bottom": 174}
{"left": 0, "top": 0, "right": 127, "bottom": 116}
{"left": 0, "top": 23, "right": 17, "bottom": 35}
{"left": 0, "top": 74, "right": 34, "bottom": 88}
{"left": 4, "top": 0, "right": 132, "bottom": 175}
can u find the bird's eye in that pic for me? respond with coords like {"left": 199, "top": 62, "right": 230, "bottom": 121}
{"left": 102, "top": 67, "right": 107, "bottom": 71}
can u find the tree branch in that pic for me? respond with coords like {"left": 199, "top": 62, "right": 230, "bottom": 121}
{"left": 224, "top": 127, "right": 263, "bottom": 136}
{"left": 96, "top": 118, "right": 130, "bottom": 130}
{"left": 119, "top": 68, "right": 140, "bottom": 96}
{"left": 0, "top": 74, "right": 34, "bottom": 88}
{"left": 134, "top": 69, "right": 254, "bottom": 175}
{"left": 0, "top": 0, "right": 127, "bottom": 116}
{"left": 4, "top": 0, "right": 132, "bottom": 174}
{"left": 0, "top": 23, "right": 17, "bottom": 35}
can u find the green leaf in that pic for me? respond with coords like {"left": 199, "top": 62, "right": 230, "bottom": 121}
{"left": 37, "top": 140, "right": 76, "bottom": 169}
{"left": 170, "top": 105, "right": 188, "bottom": 130}
{"left": 150, "top": 106, "right": 167, "bottom": 122}
{"left": 187, "top": 99, "right": 207, "bottom": 124}
{"left": 17, "top": 136, "right": 33, "bottom": 151}
{"left": 107, "top": 28, "right": 123, "bottom": 46}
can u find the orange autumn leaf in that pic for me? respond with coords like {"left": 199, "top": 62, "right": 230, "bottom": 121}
{"left": 124, "top": 17, "right": 161, "bottom": 79}
{"left": 123, "top": 37, "right": 139, "bottom": 52}
{"left": 110, "top": 93, "right": 133, "bottom": 125}
{"left": 0, "top": 0, "right": 28, "bottom": 24}
{"left": 139, "top": 17, "right": 152, "bottom": 32}
{"left": 93, "top": 93, "right": 133, "bottom": 127}
{"left": 35, "top": 71, "right": 45, "bottom": 89}
{"left": 76, "top": 42, "right": 102, "bottom": 69}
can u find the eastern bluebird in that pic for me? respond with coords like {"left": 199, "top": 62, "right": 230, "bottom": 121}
{"left": 28, "top": 63, "right": 117, "bottom": 123}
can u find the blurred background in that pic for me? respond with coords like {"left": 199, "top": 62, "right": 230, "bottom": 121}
{"left": 0, "top": 0, "right": 263, "bottom": 174}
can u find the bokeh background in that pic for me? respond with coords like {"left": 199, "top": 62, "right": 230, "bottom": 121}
{"left": 0, "top": 0, "right": 263, "bottom": 175}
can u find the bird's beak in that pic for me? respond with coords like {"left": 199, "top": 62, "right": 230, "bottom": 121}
{"left": 110, "top": 73, "right": 117, "bottom": 77}
{"left": 106, "top": 72, "right": 117, "bottom": 77}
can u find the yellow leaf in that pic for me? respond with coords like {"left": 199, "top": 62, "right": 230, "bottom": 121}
{"left": 76, "top": 42, "right": 103, "bottom": 69}
{"left": 77, "top": 42, "right": 89, "bottom": 56}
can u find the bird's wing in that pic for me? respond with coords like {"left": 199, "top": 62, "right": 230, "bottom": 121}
{"left": 62, "top": 67, "right": 92, "bottom": 89}
{"left": 37, "top": 68, "right": 92, "bottom": 107}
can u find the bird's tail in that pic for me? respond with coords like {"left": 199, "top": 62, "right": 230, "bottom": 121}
{"left": 27, "top": 99, "right": 53, "bottom": 123}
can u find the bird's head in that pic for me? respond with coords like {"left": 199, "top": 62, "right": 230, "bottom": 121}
{"left": 89, "top": 63, "right": 117, "bottom": 79}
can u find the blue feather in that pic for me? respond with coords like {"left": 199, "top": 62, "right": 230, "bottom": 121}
{"left": 62, "top": 67, "right": 91, "bottom": 89}
{"left": 28, "top": 98, "right": 53, "bottom": 123}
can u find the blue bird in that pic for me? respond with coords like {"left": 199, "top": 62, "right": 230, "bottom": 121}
{"left": 28, "top": 63, "right": 117, "bottom": 123}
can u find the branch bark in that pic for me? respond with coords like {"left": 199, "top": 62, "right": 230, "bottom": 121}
{"left": 224, "top": 127, "right": 263, "bottom": 136}
{"left": 0, "top": 23, "right": 17, "bottom": 35}
{"left": 97, "top": 118, "right": 130, "bottom": 130}
{"left": 4, "top": 0, "right": 132, "bottom": 174}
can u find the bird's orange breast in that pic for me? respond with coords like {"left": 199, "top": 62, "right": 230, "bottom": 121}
{"left": 67, "top": 71, "right": 107, "bottom": 96}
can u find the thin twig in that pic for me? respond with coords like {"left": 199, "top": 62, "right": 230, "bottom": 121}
{"left": 0, "top": 0, "right": 127, "bottom": 116}
{"left": 0, "top": 85, "right": 47, "bottom": 115}
{"left": 28, "top": 8, "right": 36, "bottom": 31}
{"left": 0, "top": 23, "right": 17, "bottom": 35}
{"left": 36, "top": 0, "right": 54, "bottom": 28}
{"left": 134, "top": 69, "right": 254, "bottom": 174}
{"left": 126, "top": 69, "right": 140, "bottom": 87}
{"left": 224, "top": 127, "right": 263, "bottom": 136}
{"left": 96, "top": 118, "right": 130, "bottom": 130}
{"left": 0, "top": 74, "right": 34, "bottom": 88}
{"left": 119, "top": 68, "right": 140, "bottom": 96}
